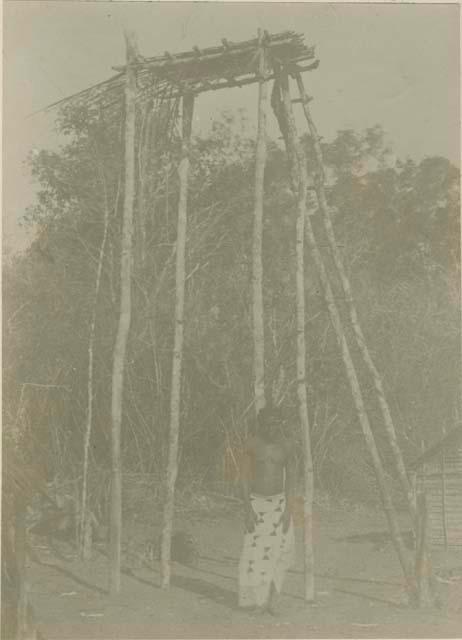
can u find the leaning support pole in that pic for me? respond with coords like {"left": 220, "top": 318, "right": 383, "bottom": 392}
{"left": 252, "top": 30, "right": 268, "bottom": 415}
{"left": 276, "top": 70, "right": 417, "bottom": 601}
{"left": 294, "top": 72, "right": 417, "bottom": 516}
{"left": 160, "top": 92, "right": 195, "bottom": 589}
{"left": 294, "top": 125, "right": 316, "bottom": 604}
{"left": 294, "top": 73, "right": 434, "bottom": 605}
{"left": 109, "top": 31, "right": 137, "bottom": 595}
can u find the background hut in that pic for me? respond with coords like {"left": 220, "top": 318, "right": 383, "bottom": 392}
{"left": 410, "top": 425, "right": 462, "bottom": 549}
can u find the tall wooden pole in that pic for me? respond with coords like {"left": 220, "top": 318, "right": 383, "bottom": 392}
{"left": 160, "top": 92, "right": 194, "bottom": 589}
{"left": 252, "top": 30, "right": 268, "bottom": 415}
{"left": 275, "top": 70, "right": 416, "bottom": 600}
{"left": 109, "top": 30, "right": 137, "bottom": 595}
{"left": 277, "top": 70, "right": 315, "bottom": 602}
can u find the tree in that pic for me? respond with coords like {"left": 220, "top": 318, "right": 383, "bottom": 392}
{"left": 80, "top": 121, "right": 120, "bottom": 560}
{"left": 4, "top": 96, "right": 458, "bottom": 602}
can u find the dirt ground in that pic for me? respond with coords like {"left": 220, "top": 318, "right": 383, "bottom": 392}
{"left": 27, "top": 491, "right": 462, "bottom": 639}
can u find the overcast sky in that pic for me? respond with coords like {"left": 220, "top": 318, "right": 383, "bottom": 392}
{"left": 3, "top": 1, "right": 460, "bottom": 253}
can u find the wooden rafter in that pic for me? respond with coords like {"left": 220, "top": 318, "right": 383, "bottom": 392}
{"left": 44, "top": 31, "right": 318, "bottom": 113}
{"left": 113, "top": 30, "right": 314, "bottom": 74}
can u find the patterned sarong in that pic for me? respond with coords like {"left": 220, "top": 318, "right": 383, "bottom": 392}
{"left": 238, "top": 493, "right": 295, "bottom": 608}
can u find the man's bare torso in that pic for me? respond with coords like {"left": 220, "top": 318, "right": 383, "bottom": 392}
{"left": 246, "top": 435, "right": 291, "bottom": 496}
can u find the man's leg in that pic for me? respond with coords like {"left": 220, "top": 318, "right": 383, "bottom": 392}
{"left": 248, "top": 581, "right": 272, "bottom": 615}
{"left": 265, "top": 582, "right": 279, "bottom": 615}
{"left": 238, "top": 531, "right": 257, "bottom": 611}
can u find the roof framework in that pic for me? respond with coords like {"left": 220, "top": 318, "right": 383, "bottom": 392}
{"left": 48, "top": 31, "right": 318, "bottom": 113}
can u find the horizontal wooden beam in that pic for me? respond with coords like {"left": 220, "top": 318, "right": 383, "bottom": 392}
{"left": 153, "top": 59, "right": 320, "bottom": 98}
{"left": 46, "top": 31, "right": 319, "bottom": 112}
{"left": 113, "top": 33, "right": 315, "bottom": 73}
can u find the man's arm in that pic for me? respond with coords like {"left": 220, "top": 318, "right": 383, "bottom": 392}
{"left": 240, "top": 451, "right": 252, "bottom": 509}
{"left": 282, "top": 440, "right": 297, "bottom": 532}
{"left": 284, "top": 441, "right": 297, "bottom": 501}
{"left": 240, "top": 439, "right": 257, "bottom": 531}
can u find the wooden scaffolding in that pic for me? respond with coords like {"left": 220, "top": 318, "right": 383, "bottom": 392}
{"left": 50, "top": 28, "right": 433, "bottom": 607}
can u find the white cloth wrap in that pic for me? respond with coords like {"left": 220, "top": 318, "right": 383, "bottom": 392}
{"left": 238, "top": 492, "right": 295, "bottom": 608}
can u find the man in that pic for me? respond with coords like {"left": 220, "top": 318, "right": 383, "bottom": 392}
{"left": 238, "top": 406, "right": 296, "bottom": 614}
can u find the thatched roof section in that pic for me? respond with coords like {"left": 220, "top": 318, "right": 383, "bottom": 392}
{"left": 46, "top": 31, "right": 318, "bottom": 113}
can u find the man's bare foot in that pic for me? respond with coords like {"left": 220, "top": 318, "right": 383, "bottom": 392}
{"left": 250, "top": 606, "right": 266, "bottom": 616}
{"left": 266, "top": 583, "right": 279, "bottom": 615}
{"left": 238, "top": 604, "right": 256, "bottom": 614}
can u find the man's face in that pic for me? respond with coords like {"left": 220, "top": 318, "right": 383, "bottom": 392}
{"left": 262, "top": 414, "right": 281, "bottom": 441}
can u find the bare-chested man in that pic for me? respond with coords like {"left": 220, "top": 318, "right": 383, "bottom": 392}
{"left": 238, "top": 406, "right": 296, "bottom": 614}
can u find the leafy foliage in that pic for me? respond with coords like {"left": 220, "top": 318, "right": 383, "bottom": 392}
{"left": 3, "top": 107, "right": 460, "bottom": 509}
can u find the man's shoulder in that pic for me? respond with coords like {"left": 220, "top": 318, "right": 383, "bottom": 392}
{"left": 244, "top": 433, "right": 271, "bottom": 453}
{"left": 283, "top": 437, "right": 297, "bottom": 457}
{"left": 244, "top": 434, "right": 258, "bottom": 452}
